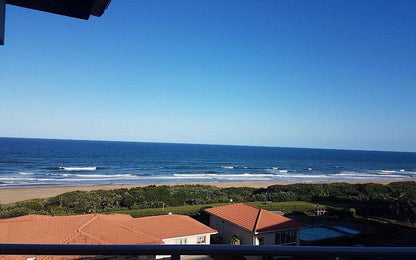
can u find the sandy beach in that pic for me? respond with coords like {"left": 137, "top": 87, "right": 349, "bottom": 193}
{"left": 0, "top": 180, "right": 406, "bottom": 204}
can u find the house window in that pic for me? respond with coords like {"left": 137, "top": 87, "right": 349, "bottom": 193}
{"left": 197, "top": 235, "right": 206, "bottom": 244}
{"left": 174, "top": 238, "right": 187, "bottom": 244}
{"left": 258, "top": 237, "right": 264, "bottom": 245}
{"left": 275, "top": 231, "right": 297, "bottom": 245}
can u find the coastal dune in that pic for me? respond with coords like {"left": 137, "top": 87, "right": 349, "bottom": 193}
{"left": 0, "top": 180, "right": 401, "bottom": 204}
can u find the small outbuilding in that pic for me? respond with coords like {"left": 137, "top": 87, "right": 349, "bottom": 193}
{"left": 205, "top": 203, "right": 305, "bottom": 246}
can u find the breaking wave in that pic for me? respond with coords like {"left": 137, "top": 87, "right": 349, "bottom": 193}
{"left": 380, "top": 170, "right": 396, "bottom": 174}
{"left": 59, "top": 167, "right": 97, "bottom": 171}
{"left": 45, "top": 166, "right": 106, "bottom": 171}
{"left": 18, "top": 172, "right": 34, "bottom": 175}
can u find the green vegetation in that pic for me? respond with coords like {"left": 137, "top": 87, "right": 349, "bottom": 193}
{"left": 111, "top": 203, "right": 226, "bottom": 217}
{"left": 1, "top": 182, "right": 415, "bottom": 223}
{"left": 109, "top": 201, "right": 318, "bottom": 217}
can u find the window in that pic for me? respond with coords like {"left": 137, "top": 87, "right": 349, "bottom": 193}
{"left": 174, "top": 238, "right": 187, "bottom": 244}
{"left": 275, "top": 231, "right": 297, "bottom": 245}
{"left": 258, "top": 237, "right": 264, "bottom": 245}
{"left": 197, "top": 235, "right": 206, "bottom": 244}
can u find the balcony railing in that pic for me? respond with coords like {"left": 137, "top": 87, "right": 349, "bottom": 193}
{"left": 1, "top": 244, "right": 416, "bottom": 259}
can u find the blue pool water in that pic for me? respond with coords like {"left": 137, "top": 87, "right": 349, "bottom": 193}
{"left": 300, "top": 227, "right": 345, "bottom": 241}
{"left": 333, "top": 225, "right": 360, "bottom": 235}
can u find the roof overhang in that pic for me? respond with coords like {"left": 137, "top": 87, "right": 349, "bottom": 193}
{"left": 255, "top": 227, "right": 302, "bottom": 235}
{"left": 6, "top": 0, "right": 111, "bottom": 19}
{"left": 1, "top": 0, "right": 4, "bottom": 45}
{"left": 1, "top": 0, "right": 111, "bottom": 45}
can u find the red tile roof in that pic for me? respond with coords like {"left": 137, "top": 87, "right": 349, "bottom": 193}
{"left": 119, "top": 214, "right": 217, "bottom": 240}
{"left": 0, "top": 214, "right": 160, "bottom": 245}
{"left": 205, "top": 203, "right": 305, "bottom": 233}
{"left": 0, "top": 213, "right": 217, "bottom": 244}
{"left": 0, "top": 213, "right": 217, "bottom": 259}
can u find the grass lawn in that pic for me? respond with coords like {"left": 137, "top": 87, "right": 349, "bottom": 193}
{"left": 108, "top": 201, "right": 324, "bottom": 217}
{"left": 108, "top": 203, "right": 227, "bottom": 217}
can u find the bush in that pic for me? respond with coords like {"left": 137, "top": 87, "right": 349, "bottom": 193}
{"left": 1, "top": 182, "right": 415, "bottom": 223}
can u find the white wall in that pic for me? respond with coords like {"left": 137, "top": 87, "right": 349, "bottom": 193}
{"left": 162, "top": 234, "right": 211, "bottom": 245}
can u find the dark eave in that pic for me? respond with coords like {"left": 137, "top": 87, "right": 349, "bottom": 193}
{"left": 1, "top": 0, "right": 111, "bottom": 45}
{"left": 6, "top": 0, "right": 111, "bottom": 20}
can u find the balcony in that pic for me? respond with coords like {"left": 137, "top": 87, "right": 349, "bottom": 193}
{"left": 1, "top": 244, "right": 415, "bottom": 260}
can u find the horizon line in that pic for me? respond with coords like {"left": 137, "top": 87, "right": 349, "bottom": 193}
{"left": 1, "top": 136, "right": 415, "bottom": 154}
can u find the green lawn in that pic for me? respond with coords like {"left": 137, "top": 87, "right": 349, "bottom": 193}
{"left": 108, "top": 201, "right": 323, "bottom": 217}
{"left": 108, "top": 203, "right": 227, "bottom": 217}
{"left": 249, "top": 201, "right": 321, "bottom": 213}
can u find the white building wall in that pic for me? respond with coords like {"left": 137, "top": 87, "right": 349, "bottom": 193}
{"left": 157, "top": 234, "right": 212, "bottom": 259}
{"left": 162, "top": 234, "right": 211, "bottom": 245}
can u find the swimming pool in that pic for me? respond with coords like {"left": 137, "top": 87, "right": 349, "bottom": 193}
{"left": 300, "top": 225, "right": 360, "bottom": 241}
{"left": 300, "top": 227, "right": 345, "bottom": 241}
{"left": 333, "top": 225, "right": 360, "bottom": 235}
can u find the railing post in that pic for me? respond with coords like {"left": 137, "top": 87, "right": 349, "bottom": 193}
{"left": 171, "top": 254, "right": 180, "bottom": 260}
{"left": 0, "top": 0, "right": 5, "bottom": 45}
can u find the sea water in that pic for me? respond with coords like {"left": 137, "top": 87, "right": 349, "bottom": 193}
{"left": 0, "top": 137, "right": 415, "bottom": 187}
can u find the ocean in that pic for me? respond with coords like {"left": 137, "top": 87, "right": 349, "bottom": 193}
{"left": 0, "top": 137, "right": 415, "bottom": 188}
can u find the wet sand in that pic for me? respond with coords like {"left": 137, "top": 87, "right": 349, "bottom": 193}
{"left": 0, "top": 180, "right": 406, "bottom": 204}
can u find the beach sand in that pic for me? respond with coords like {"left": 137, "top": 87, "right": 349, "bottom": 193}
{"left": 0, "top": 180, "right": 406, "bottom": 204}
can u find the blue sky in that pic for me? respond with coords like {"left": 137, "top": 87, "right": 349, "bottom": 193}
{"left": 1, "top": 0, "right": 415, "bottom": 152}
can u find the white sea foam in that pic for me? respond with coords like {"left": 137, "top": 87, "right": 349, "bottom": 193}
{"left": 4, "top": 167, "right": 415, "bottom": 187}
{"left": 380, "top": 170, "right": 396, "bottom": 174}
{"left": 335, "top": 171, "right": 407, "bottom": 179}
{"left": 172, "top": 173, "right": 275, "bottom": 180}
{"left": 272, "top": 167, "right": 279, "bottom": 170}
{"left": 272, "top": 174, "right": 329, "bottom": 178}
{"left": 75, "top": 174, "right": 136, "bottom": 178}
{"left": 18, "top": 172, "right": 34, "bottom": 175}
{"left": 0, "top": 177, "right": 37, "bottom": 181}
{"left": 59, "top": 167, "right": 97, "bottom": 171}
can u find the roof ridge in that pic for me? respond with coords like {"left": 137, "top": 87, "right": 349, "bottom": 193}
{"left": 101, "top": 215, "right": 149, "bottom": 234}
{"left": 68, "top": 230, "right": 111, "bottom": 244}
{"left": 206, "top": 203, "right": 245, "bottom": 211}
{"left": 78, "top": 215, "right": 98, "bottom": 232}
{"left": 59, "top": 215, "right": 98, "bottom": 244}
{"left": 253, "top": 208, "right": 262, "bottom": 232}
{"left": 106, "top": 216, "right": 162, "bottom": 242}
{"left": 241, "top": 203, "right": 261, "bottom": 210}
{"left": 0, "top": 214, "right": 48, "bottom": 223}
{"left": 136, "top": 213, "right": 180, "bottom": 219}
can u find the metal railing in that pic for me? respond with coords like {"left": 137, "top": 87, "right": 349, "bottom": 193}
{"left": 1, "top": 244, "right": 416, "bottom": 259}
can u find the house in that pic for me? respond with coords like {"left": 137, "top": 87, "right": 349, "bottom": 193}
{"left": 0, "top": 213, "right": 217, "bottom": 260}
{"left": 205, "top": 203, "right": 305, "bottom": 246}
{"left": 118, "top": 213, "right": 217, "bottom": 245}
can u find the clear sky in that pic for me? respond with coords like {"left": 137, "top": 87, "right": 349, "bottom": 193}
{"left": 1, "top": 0, "right": 415, "bottom": 152}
